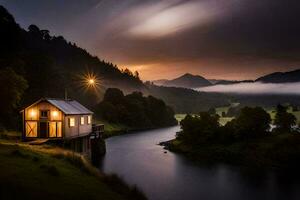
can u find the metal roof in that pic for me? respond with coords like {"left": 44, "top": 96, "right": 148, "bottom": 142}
{"left": 46, "top": 98, "right": 93, "bottom": 115}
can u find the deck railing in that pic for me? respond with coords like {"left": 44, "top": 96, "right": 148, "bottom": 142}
{"left": 91, "top": 124, "right": 104, "bottom": 139}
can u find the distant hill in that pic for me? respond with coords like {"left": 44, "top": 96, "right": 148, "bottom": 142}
{"left": 146, "top": 83, "right": 229, "bottom": 113}
{"left": 214, "top": 80, "right": 253, "bottom": 85}
{"left": 152, "top": 79, "right": 168, "bottom": 86}
{"left": 162, "top": 73, "right": 212, "bottom": 88}
{"left": 256, "top": 69, "right": 300, "bottom": 83}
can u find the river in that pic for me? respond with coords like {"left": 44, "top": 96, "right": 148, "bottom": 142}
{"left": 101, "top": 126, "right": 300, "bottom": 200}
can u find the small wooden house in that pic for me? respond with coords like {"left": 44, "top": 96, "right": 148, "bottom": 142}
{"left": 21, "top": 98, "right": 94, "bottom": 154}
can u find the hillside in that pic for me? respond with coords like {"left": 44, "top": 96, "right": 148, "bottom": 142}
{"left": 256, "top": 69, "right": 300, "bottom": 83}
{"left": 0, "top": 5, "right": 144, "bottom": 109}
{"left": 0, "top": 140, "right": 146, "bottom": 200}
{"left": 162, "top": 73, "right": 212, "bottom": 88}
{"left": 146, "top": 83, "right": 229, "bottom": 113}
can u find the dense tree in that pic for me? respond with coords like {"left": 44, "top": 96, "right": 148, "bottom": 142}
{"left": 0, "top": 68, "right": 28, "bottom": 129}
{"left": 274, "top": 104, "right": 296, "bottom": 132}
{"left": 208, "top": 107, "right": 216, "bottom": 115}
{"left": 94, "top": 88, "right": 177, "bottom": 128}
{"left": 177, "top": 107, "right": 271, "bottom": 145}
{"left": 226, "top": 105, "right": 242, "bottom": 117}
{"left": 226, "top": 107, "right": 271, "bottom": 139}
{"left": 178, "top": 112, "right": 220, "bottom": 144}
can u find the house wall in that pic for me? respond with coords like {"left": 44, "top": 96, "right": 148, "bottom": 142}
{"left": 24, "top": 101, "right": 63, "bottom": 138}
{"left": 64, "top": 115, "right": 92, "bottom": 139}
{"left": 25, "top": 102, "right": 63, "bottom": 121}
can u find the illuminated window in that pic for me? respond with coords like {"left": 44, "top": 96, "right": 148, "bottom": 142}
{"left": 80, "top": 116, "right": 85, "bottom": 125}
{"left": 51, "top": 111, "right": 59, "bottom": 119}
{"left": 49, "top": 122, "right": 62, "bottom": 137}
{"left": 69, "top": 118, "right": 75, "bottom": 127}
{"left": 49, "top": 122, "right": 57, "bottom": 137}
{"left": 87, "top": 116, "right": 91, "bottom": 124}
{"left": 28, "top": 109, "right": 37, "bottom": 120}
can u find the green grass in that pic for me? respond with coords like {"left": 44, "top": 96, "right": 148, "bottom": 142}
{"left": 0, "top": 130, "right": 21, "bottom": 139}
{"left": 93, "top": 119, "right": 130, "bottom": 138}
{"left": 175, "top": 114, "right": 187, "bottom": 122}
{"left": 0, "top": 140, "right": 146, "bottom": 200}
{"left": 219, "top": 117, "right": 234, "bottom": 126}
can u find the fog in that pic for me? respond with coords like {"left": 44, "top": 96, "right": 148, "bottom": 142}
{"left": 196, "top": 82, "right": 300, "bottom": 95}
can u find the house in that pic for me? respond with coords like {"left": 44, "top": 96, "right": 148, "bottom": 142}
{"left": 20, "top": 98, "right": 95, "bottom": 154}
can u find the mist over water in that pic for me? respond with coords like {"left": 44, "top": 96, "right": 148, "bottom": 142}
{"left": 196, "top": 82, "right": 300, "bottom": 95}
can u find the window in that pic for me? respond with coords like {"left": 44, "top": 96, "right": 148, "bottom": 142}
{"left": 40, "top": 110, "right": 49, "bottom": 118}
{"left": 69, "top": 118, "right": 75, "bottom": 127}
{"left": 87, "top": 116, "right": 91, "bottom": 124}
{"left": 80, "top": 116, "right": 85, "bottom": 125}
{"left": 49, "top": 122, "right": 62, "bottom": 137}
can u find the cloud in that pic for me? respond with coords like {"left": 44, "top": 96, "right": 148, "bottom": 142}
{"left": 3, "top": 0, "right": 300, "bottom": 80}
{"left": 196, "top": 82, "right": 300, "bottom": 95}
{"left": 125, "top": 1, "right": 220, "bottom": 38}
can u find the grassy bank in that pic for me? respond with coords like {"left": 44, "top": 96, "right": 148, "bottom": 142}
{"left": 168, "top": 133, "right": 300, "bottom": 170}
{"left": 0, "top": 139, "right": 146, "bottom": 200}
{"left": 94, "top": 119, "right": 131, "bottom": 138}
{"left": 95, "top": 119, "right": 178, "bottom": 138}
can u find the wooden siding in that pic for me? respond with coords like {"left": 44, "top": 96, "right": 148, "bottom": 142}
{"left": 64, "top": 115, "right": 92, "bottom": 139}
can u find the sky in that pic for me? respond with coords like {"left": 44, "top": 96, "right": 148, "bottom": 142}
{"left": 1, "top": 0, "right": 300, "bottom": 81}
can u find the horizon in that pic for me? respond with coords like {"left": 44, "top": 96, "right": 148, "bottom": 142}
{"left": 150, "top": 69, "right": 300, "bottom": 82}
{"left": 1, "top": 0, "right": 300, "bottom": 81}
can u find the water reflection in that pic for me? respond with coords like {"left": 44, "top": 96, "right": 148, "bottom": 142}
{"left": 101, "top": 126, "right": 300, "bottom": 200}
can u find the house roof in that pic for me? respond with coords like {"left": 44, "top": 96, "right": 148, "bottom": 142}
{"left": 46, "top": 99, "right": 93, "bottom": 115}
{"left": 22, "top": 98, "right": 93, "bottom": 115}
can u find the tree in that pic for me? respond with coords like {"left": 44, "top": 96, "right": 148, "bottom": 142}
{"left": 208, "top": 107, "right": 216, "bottom": 115}
{"left": 227, "top": 107, "right": 271, "bottom": 139}
{"left": 274, "top": 104, "right": 297, "bottom": 133}
{"left": 0, "top": 68, "right": 28, "bottom": 128}
{"left": 94, "top": 88, "right": 177, "bottom": 128}
{"left": 178, "top": 112, "right": 220, "bottom": 144}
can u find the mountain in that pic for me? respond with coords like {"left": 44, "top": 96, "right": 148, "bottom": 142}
{"left": 256, "top": 69, "right": 300, "bottom": 83}
{"left": 162, "top": 73, "right": 212, "bottom": 88}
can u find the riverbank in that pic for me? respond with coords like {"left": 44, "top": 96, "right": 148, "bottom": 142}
{"left": 165, "top": 133, "right": 300, "bottom": 170}
{"left": 95, "top": 119, "right": 178, "bottom": 138}
{"left": 0, "top": 139, "right": 147, "bottom": 200}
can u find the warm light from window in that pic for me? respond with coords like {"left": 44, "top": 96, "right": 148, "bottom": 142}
{"left": 29, "top": 109, "right": 37, "bottom": 118}
{"left": 80, "top": 116, "right": 85, "bottom": 125}
{"left": 87, "top": 116, "right": 91, "bottom": 124}
{"left": 69, "top": 118, "right": 75, "bottom": 127}
{"left": 52, "top": 111, "right": 58, "bottom": 118}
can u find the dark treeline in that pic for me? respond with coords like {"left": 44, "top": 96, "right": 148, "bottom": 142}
{"left": 171, "top": 105, "right": 300, "bottom": 169}
{"left": 0, "top": 6, "right": 144, "bottom": 130}
{"left": 146, "top": 83, "right": 230, "bottom": 113}
{"left": 94, "top": 88, "right": 177, "bottom": 128}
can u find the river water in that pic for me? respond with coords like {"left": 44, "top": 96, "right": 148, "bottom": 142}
{"left": 101, "top": 126, "right": 300, "bottom": 200}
